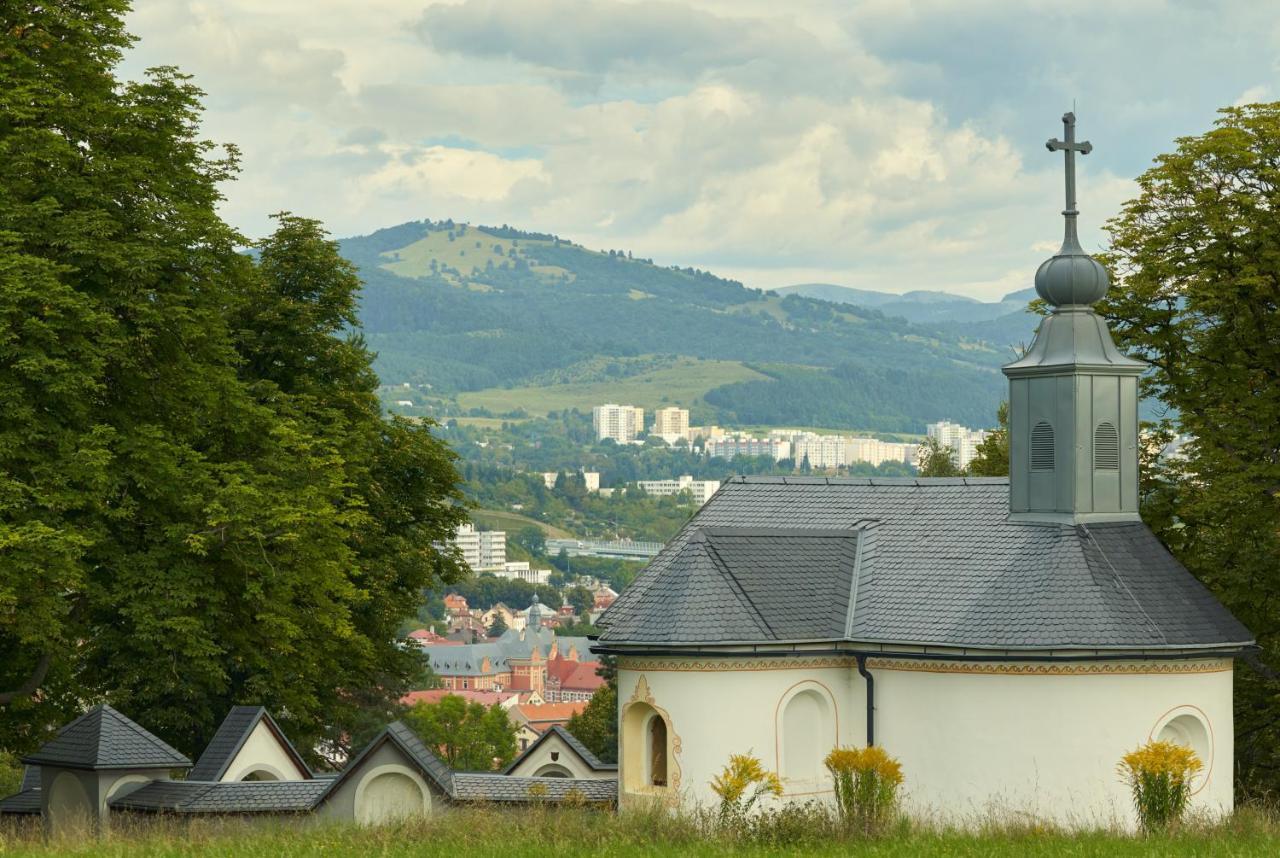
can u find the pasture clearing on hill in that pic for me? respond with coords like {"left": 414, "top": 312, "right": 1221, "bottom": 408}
{"left": 457, "top": 357, "right": 770, "bottom": 417}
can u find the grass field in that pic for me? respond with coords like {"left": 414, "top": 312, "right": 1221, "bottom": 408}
{"left": 378, "top": 225, "right": 570, "bottom": 283}
{"left": 457, "top": 357, "right": 769, "bottom": 416}
{"left": 3, "top": 804, "right": 1278, "bottom": 857}
{"left": 470, "top": 508, "right": 573, "bottom": 539}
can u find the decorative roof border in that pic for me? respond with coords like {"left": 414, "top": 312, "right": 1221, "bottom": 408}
{"left": 617, "top": 656, "right": 1233, "bottom": 675}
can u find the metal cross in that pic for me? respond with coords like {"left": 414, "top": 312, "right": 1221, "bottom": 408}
{"left": 1046, "top": 111, "right": 1092, "bottom": 216}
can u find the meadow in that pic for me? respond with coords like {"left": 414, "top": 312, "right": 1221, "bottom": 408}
{"left": 456, "top": 357, "right": 770, "bottom": 417}
{"left": 3, "top": 804, "right": 1279, "bottom": 857}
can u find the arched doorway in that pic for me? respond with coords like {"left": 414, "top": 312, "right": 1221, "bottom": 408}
{"left": 533, "top": 764, "right": 572, "bottom": 778}
{"left": 354, "top": 767, "right": 430, "bottom": 825}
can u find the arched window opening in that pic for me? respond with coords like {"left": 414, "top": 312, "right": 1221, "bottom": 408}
{"left": 1031, "top": 421, "right": 1055, "bottom": 471}
{"left": 648, "top": 715, "right": 668, "bottom": 787}
{"left": 1094, "top": 422, "right": 1119, "bottom": 470}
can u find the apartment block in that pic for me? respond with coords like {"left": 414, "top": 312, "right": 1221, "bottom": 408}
{"left": 592, "top": 404, "right": 644, "bottom": 443}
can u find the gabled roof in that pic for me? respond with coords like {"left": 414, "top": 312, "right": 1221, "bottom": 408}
{"left": 503, "top": 725, "right": 616, "bottom": 775}
{"left": 20, "top": 766, "right": 40, "bottom": 792}
{"left": 556, "top": 661, "right": 605, "bottom": 692}
{"left": 599, "top": 526, "right": 861, "bottom": 645}
{"left": 21, "top": 705, "right": 191, "bottom": 771}
{"left": 319, "top": 721, "right": 453, "bottom": 805}
{"left": 187, "top": 706, "right": 312, "bottom": 783}
{"left": 451, "top": 773, "right": 616, "bottom": 804}
{"left": 598, "top": 477, "right": 1253, "bottom": 653}
{"left": 109, "top": 779, "right": 330, "bottom": 814}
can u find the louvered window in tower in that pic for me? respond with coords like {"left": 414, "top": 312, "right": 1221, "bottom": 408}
{"left": 1031, "top": 421, "right": 1055, "bottom": 471}
{"left": 1094, "top": 422, "right": 1120, "bottom": 470}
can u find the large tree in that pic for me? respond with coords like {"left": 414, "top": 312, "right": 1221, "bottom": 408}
{"left": 1097, "top": 103, "right": 1280, "bottom": 797}
{"left": 0, "top": 3, "right": 467, "bottom": 760}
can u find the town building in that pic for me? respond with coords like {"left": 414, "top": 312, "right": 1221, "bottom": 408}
{"left": 704, "top": 436, "right": 791, "bottom": 462}
{"left": 652, "top": 407, "right": 690, "bottom": 443}
{"left": 541, "top": 469, "right": 601, "bottom": 492}
{"left": 492, "top": 561, "right": 551, "bottom": 586}
{"left": 592, "top": 404, "right": 644, "bottom": 443}
{"left": 594, "top": 115, "right": 1251, "bottom": 827}
{"left": 926, "top": 421, "right": 991, "bottom": 471}
{"left": 634, "top": 475, "right": 721, "bottom": 506}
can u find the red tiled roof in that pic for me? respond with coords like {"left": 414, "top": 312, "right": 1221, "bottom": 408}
{"left": 559, "top": 661, "right": 605, "bottom": 692}
{"left": 514, "top": 702, "right": 587, "bottom": 728}
{"left": 401, "top": 689, "right": 516, "bottom": 708}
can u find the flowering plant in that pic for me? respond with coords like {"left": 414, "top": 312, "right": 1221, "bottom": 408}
{"left": 1118, "top": 740, "right": 1202, "bottom": 832}
{"left": 824, "top": 745, "right": 903, "bottom": 834}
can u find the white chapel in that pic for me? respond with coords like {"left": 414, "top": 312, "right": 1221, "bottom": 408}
{"left": 593, "top": 113, "right": 1253, "bottom": 826}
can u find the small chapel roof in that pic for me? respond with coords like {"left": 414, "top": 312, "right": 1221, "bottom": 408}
{"left": 21, "top": 704, "right": 191, "bottom": 771}
{"left": 187, "top": 706, "right": 312, "bottom": 782}
{"left": 596, "top": 477, "right": 1252, "bottom": 653}
{"left": 502, "top": 725, "right": 617, "bottom": 775}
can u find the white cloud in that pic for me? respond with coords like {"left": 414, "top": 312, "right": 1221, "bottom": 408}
{"left": 120, "top": 1, "right": 1273, "bottom": 298}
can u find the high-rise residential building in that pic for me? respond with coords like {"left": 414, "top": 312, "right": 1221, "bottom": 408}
{"left": 450, "top": 523, "right": 506, "bottom": 571}
{"left": 592, "top": 404, "right": 645, "bottom": 443}
{"left": 634, "top": 475, "right": 721, "bottom": 506}
{"left": 652, "top": 407, "right": 690, "bottom": 443}
{"left": 926, "top": 421, "right": 991, "bottom": 470}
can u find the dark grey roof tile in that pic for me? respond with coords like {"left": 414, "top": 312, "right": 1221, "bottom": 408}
{"left": 598, "top": 478, "right": 1252, "bottom": 651}
{"left": 22, "top": 705, "right": 190, "bottom": 771}
{"left": 451, "top": 773, "right": 615, "bottom": 803}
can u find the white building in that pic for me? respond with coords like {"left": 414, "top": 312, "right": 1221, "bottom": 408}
{"left": 541, "top": 470, "right": 601, "bottom": 492}
{"left": 451, "top": 524, "right": 506, "bottom": 572}
{"left": 634, "top": 475, "right": 721, "bottom": 506}
{"left": 492, "top": 561, "right": 551, "bottom": 586}
{"left": 791, "top": 433, "right": 847, "bottom": 470}
{"left": 595, "top": 136, "right": 1250, "bottom": 827}
{"left": 652, "top": 407, "right": 690, "bottom": 444}
{"left": 705, "top": 437, "right": 791, "bottom": 462}
{"left": 927, "top": 421, "right": 991, "bottom": 471}
{"left": 845, "top": 436, "right": 918, "bottom": 467}
{"left": 593, "top": 404, "right": 644, "bottom": 443}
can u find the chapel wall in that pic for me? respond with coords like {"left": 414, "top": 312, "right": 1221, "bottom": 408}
{"left": 615, "top": 658, "right": 860, "bottom": 810}
{"left": 869, "top": 657, "right": 1234, "bottom": 827}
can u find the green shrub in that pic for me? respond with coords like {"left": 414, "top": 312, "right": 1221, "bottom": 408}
{"left": 825, "top": 745, "right": 904, "bottom": 835}
{"left": 1118, "top": 740, "right": 1203, "bottom": 832}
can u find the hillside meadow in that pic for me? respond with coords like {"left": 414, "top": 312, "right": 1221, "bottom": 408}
{"left": 3, "top": 804, "right": 1279, "bottom": 857}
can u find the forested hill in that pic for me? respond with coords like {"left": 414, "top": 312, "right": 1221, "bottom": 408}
{"left": 340, "top": 220, "right": 1019, "bottom": 432}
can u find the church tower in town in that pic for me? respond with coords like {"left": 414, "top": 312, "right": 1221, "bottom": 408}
{"left": 1003, "top": 113, "right": 1146, "bottom": 523}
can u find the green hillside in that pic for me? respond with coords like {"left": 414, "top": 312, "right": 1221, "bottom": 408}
{"left": 342, "top": 220, "right": 1012, "bottom": 432}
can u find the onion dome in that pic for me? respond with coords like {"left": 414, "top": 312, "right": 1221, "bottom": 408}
{"left": 1035, "top": 232, "right": 1110, "bottom": 307}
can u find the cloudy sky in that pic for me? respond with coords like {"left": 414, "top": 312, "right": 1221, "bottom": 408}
{"left": 121, "top": 1, "right": 1277, "bottom": 300}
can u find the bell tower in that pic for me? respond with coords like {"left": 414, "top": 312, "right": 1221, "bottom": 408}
{"left": 1003, "top": 113, "right": 1145, "bottom": 524}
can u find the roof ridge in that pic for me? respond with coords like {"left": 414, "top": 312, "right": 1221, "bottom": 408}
{"left": 702, "top": 536, "right": 777, "bottom": 640}
{"left": 1078, "top": 524, "right": 1169, "bottom": 645}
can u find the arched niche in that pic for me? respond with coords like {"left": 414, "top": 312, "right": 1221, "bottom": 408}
{"left": 533, "top": 764, "right": 572, "bottom": 778}
{"left": 1151, "top": 705, "right": 1214, "bottom": 795}
{"left": 775, "top": 682, "right": 838, "bottom": 794}
{"left": 47, "top": 771, "right": 93, "bottom": 836}
{"left": 354, "top": 764, "right": 431, "bottom": 826}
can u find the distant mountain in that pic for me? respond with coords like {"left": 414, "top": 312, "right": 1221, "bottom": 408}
{"left": 340, "top": 220, "right": 1016, "bottom": 433}
{"left": 774, "top": 282, "right": 1040, "bottom": 342}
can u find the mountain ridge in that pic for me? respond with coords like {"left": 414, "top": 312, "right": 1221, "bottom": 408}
{"left": 341, "top": 219, "right": 1023, "bottom": 432}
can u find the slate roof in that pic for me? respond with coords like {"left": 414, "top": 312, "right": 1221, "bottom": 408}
{"left": 451, "top": 773, "right": 616, "bottom": 804}
{"left": 318, "top": 720, "right": 454, "bottom": 805}
{"left": 0, "top": 788, "right": 41, "bottom": 815}
{"left": 109, "top": 779, "right": 330, "bottom": 814}
{"left": 21, "top": 705, "right": 191, "bottom": 771}
{"left": 187, "top": 706, "right": 311, "bottom": 782}
{"left": 503, "top": 725, "right": 616, "bottom": 775}
{"left": 597, "top": 477, "right": 1253, "bottom": 652}
{"left": 20, "top": 766, "right": 40, "bottom": 792}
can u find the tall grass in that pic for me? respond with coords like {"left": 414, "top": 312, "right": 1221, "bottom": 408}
{"left": 2, "top": 802, "right": 1279, "bottom": 857}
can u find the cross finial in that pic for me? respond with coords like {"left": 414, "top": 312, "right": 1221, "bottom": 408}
{"left": 1046, "top": 112, "right": 1092, "bottom": 249}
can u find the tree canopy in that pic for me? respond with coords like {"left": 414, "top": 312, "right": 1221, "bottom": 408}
{"left": 0, "top": 3, "right": 467, "bottom": 761}
{"left": 403, "top": 696, "right": 517, "bottom": 771}
{"left": 1098, "top": 102, "right": 1280, "bottom": 796}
